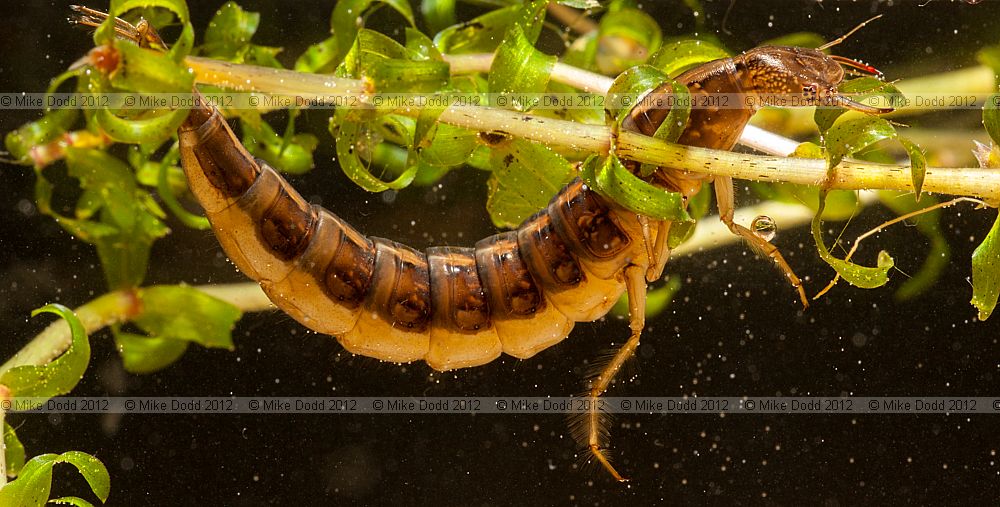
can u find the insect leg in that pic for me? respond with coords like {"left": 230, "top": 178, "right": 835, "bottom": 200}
{"left": 714, "top": 176, "right": 809, "bottom": 308}
{"left": 582, "top": 263, "right": 646, "bottom": 482}
{"left": 645, "top": 220, "right": 673, "bottom": 283}
{"left": 637, "top": 216, "right": 656, "bottom": 269}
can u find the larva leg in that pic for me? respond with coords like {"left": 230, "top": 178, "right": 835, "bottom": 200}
{"left": 637, "top": 216, "right": 656, "bottom": 270}
{"left": 645, "top": 220, "right": 673, "bottom": 283}
{"left": 714, "top": 176, "right": 809, "bottom": 308}
{"left": 582, "top": 263, "right": 646, "bottom": 482}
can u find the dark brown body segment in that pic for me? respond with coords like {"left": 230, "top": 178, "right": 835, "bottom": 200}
{"left": 548, "top": 179, "right": 632, "bottom": 278}
{"left": 517, "top": 181, "right": 633, "bottom": 321}
{"left": 368, "top": 238, "right": 432, "bottom": 332}
{"left": 620, "top": 57, "right": 754, "bottom": 196}
{"left": 475, "top": 232, "right": 545, "bottom": 318}
{"left": 264, "top": 208, "right": 372, "bottom": 336}
{"left": 673, "top": 57, "right": 754, "bottom": 150}
{"left": 259, "top": 185, "right": 317, "bottom": 261}
{"left": 474, "top": 232, "right": 575, "bottom": 359}
{"left": 179, "top": 98, "right": 257, "bottom": 201}
{"left": 427, "top": 246, "right": 491, "bottom": 332}
{"left": 338, "top": 239, "right": 432, "bottom": 362}
{"left": 322, "top": 221, "right": 375, "bottom": 310}
{"left": 425, "top": 246, "right": 503, "bottom": 370}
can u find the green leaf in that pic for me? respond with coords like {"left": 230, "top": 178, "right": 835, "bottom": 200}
{"left": 0, "top": 453, "right": 55, "bottom": 507}
{"left": 405, "top": 28, "right": 443, "bottom": 61}
{"left": 339, "top": 29, "right": 408, "bottom": 77}
{"left": 791, "top": 141, "right": 825, "bottom": 159}
{"left": 510, "top": 0, "right": 549, "bottom": 44}
{"left": 985, "top": 93, "right": 1000, "bottom": 145}
{"left": 61, "top": 149, "right": 170, "bottom": 288}
{"left": 971, "top": 212, "right": 1000, "bottom": 320}
{"left": 107, "top": 0, "right": 189, "bottom": 25}
{"left": 667, "top": 220, "right": 696, "bottom": 249}
{"left": 488, "top": 24, "right": 556, "bottom": 111}
{"left": 605, "top": 64, "right": 668, "bottom": 122}
{"left": 331, "top": 0, "right": 416, "bottom": 65}
{"left": 594, "top": 8, "right": 662, "bottom": 74}
{"left": 976, "top": 45, "right": 1000, "bottom": 86}
{"left": 109, "top": 39, "right": 195, "bottom": 93}
{"left": 814, "top": 77, "right": 903, "bottom": 134}
{"left": 824, "top": 116, "right": 897, "bottom": 169}
{"left": 295, "top": 36, "right": 339, "bottom": 74}
{"left": 821, "top": 115, "right": 926, "bottom": 202}
{"left": 647, "top": 38, "right": 729, "bottom": 78}
{"left": 114, "top": 331, "right": 189, "bottom": 374}
{"left": 4, "top": 108, "right": 79, "bottom": 163}
{"left": 486, "top": 139, "right": 574, "bottom": 228}
{"left": 152, "top": 146, "right": 210, "bottom": 229}
{"left": 898, "top": 137, "right": 927, "bottom": 200}
{"left": 201, "top": 1, "right": 260, "bottom": 60}
{"left": 331, "top": 113, "right": 418, "bottom": 192}
{"left": 0, "top": 451, "right": 110, "bottom": 506}
{"left": 368, "top": 58, "right": 450, "bottom": 93}
{"left": 239, "top": 111, "right": 318, "bottom": 175}
{"left": 421, "top": 0, "right": 457, "bottom": 34}
{"left": 339, "top": 29, "right": 449, "bottom": 94}
{"left": 579, "top": 154, "right": 692, "bottom": 222}
{"left": 811, "top": 190, "right": 894, "bottom": 290}
{"left": 633, "top": 79, "right": 691, "bottom": 176}
{"left": 132, "top": 286, "right": 242, "bottom": 350}
{"left": 0, "top": 305, "right": 89, "bottom": 401}
{"left": 433, "top": 6, "right": 519, "bottom": 54}
{"left": 823, "top": 247, "right": 894, "bottom": 289}
{"left": 972, "top": 140, "right": 1000, "bottom": 170}
{"left": 645, "top": 81, "right": 691, "bottom": 143}
{"left": 94, "top": 107, "right": 188, "bottom": 145}
{"left": 168, "top": 20, "right": 196, "bottom": 62}
{"left": 53, "top": 452, "right": 110, "bottom": 504}
{"left": 420, "top": 125, "right": 477, "bottom": 167}
{"left": 4, "top": 422, "right": 26, "bottom": 478}
{"left": 5, "top": 66, "right": 84, "bottom": 163}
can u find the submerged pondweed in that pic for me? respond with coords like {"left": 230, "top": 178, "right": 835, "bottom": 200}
{"left": 1, "top": 0, "right": 999, "bottom": 503}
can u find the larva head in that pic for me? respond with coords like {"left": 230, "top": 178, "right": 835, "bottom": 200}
{"left": 739, "top": 45, "right": 891, "bottom": 114}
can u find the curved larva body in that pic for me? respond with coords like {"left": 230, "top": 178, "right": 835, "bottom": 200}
{"left": 173, "top": 42, "right": 881, "bottom": 480}
{"left": 70, "top": 5, "right": 886, "bottom": 481}
{"left": 176, "top": 44, "right": 874, "bottom": 373}
{"left": 175, "top": 50, "right": 777, "bottom": 372}
{"left": 178, "top": 102, "right": 654, "bottom": 371}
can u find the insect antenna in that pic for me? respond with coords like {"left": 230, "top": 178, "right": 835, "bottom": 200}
{"left": 830, "top": 55, "right": 883, "bottom": 77}
{"left": 69, "top": 5, "right": 136, "bottom": 42}
{"left": 68, "top": 5, "right": 166, "bottom": 49}
{"left": 817, "top": 14, "right": 883, "bottom": 51}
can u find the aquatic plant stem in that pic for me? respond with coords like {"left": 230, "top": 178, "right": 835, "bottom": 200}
{"left": 0, "top": 285, "right": 273, "bottom": 376}
{"left": 181, "top": 56, "right": 1000, "bottom": 203}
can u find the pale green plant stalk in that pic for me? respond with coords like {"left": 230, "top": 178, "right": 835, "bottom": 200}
{"left": 182, "top": 56, "right": 1000, "bottom": 203}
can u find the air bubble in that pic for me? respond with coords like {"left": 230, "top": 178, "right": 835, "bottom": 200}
{"left": 751, "top": 215, "right": 777, "bottom": 241}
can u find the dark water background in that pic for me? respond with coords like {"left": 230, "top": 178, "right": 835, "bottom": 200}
{"left": 1, "top": 0, "right": 1000, "bottom": 504}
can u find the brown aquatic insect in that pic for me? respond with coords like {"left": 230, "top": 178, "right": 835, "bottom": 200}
{"left": 71, "top": 7, "right": 891, "bottom": 482}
